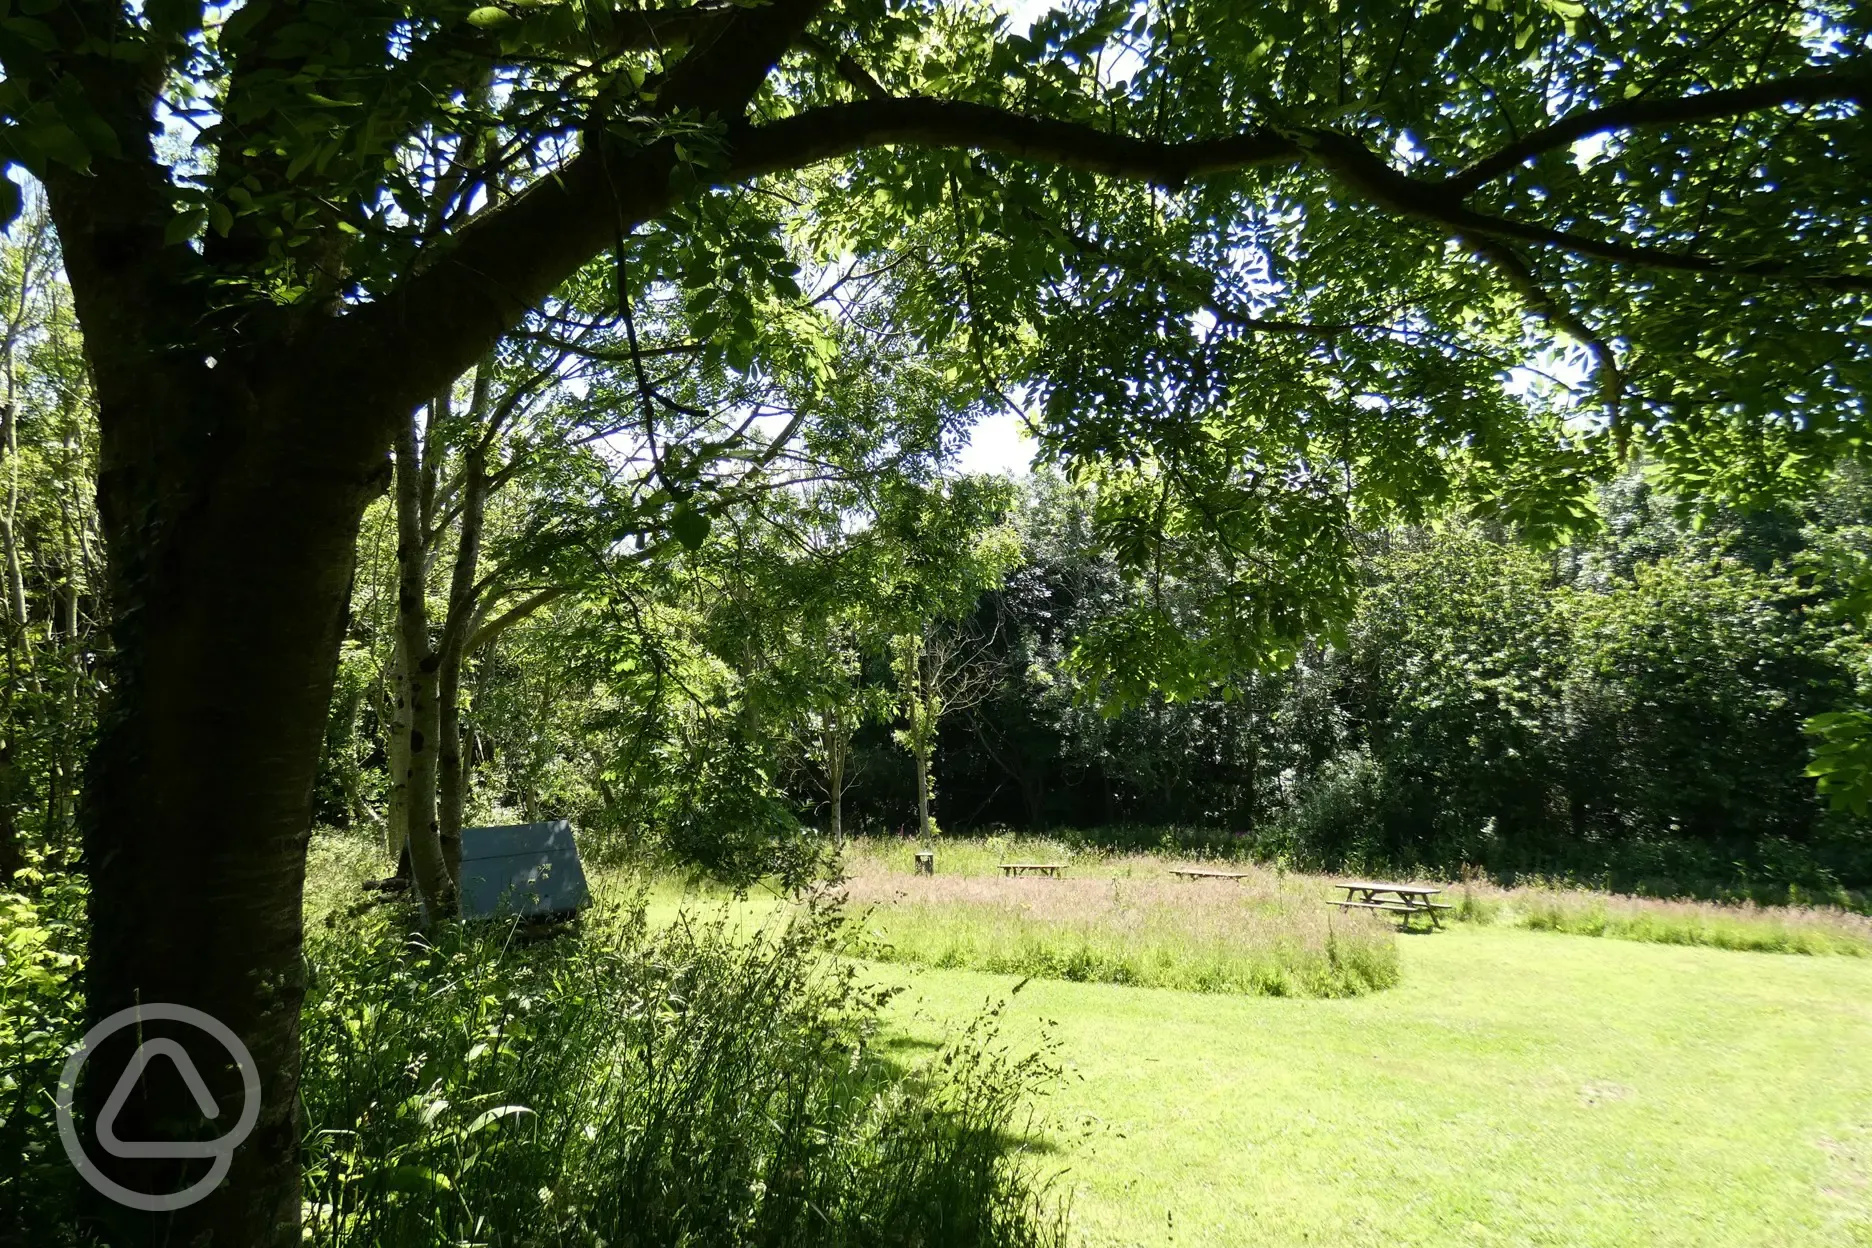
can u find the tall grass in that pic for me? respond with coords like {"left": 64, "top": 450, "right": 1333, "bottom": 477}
{"left": 850, "top": 834, "right": 1872, "bottom": 967}
{"left": 1447, "top": 878, "right": 1872, "bottom": 955}
{"left": 837, "top": 840, "right": 1398, "bottom": 998}
{"left": 300, "top": 893, "right": 1066, "bottom": 1247}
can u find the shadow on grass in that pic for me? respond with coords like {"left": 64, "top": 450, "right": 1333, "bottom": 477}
{"left": 883, "top": 1035, "right": 945, "bottom": 1054}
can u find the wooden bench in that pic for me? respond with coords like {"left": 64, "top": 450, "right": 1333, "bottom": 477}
{"left": 1328, "top": 880, "right": 1449, "bottom": 928}
{"left": 999, "top": 862, "right": 1064, "bottom": 878}
{"left": 1169, "top": 868, "right": 1252, "bottom": 880}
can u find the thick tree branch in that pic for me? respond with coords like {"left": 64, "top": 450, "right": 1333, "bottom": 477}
{"left": 797, "top": 31, "right": 889, "bottom": 100}
{"left": 726, "top": 98, "right": 1298, "bottom": 183}
{"left": 317, "top": 60, "right": 1866, "bottom": 471}
{"left": 589, "top": 3, "right": 738, "bottom": 53}
{"left": 1448, "top": 65, "right": 1872, "bottom": 195}
{"left": 467, "top": 586, "right": 566, "bottom": 652}
{"left": 739, "top": 101, "right": 1868, "bottom": 290}
{"left": 300, "top": 0, "right": 830, "bottom": 456}
{"left": 1301, "top": 127, "right": 1872, "bottom": 291}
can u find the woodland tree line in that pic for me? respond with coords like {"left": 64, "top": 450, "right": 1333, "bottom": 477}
{"left": 5, "top": 194, "right": 1869, "bottom": 910}
{"left": 318, "top": 461, "right": 1872, "bottom": 902}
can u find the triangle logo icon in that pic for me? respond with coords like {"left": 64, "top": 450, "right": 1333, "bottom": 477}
{"left": 95, "top": 1038, "right": 225, "bottom": 1160}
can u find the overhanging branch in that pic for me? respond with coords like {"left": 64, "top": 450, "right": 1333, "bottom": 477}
{"left": 1448, "top": 65, "right": 1872, "bottom": 195}
{"left": 1301, "top": 127, "right": 1872, "bottom": 291}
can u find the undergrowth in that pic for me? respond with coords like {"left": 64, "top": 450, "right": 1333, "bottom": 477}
{"left": 299, "top": 892, "right": 1066, "bottom": 1247}
{"left": 3, "top": 843, "right": 1067, "bottom": 1248}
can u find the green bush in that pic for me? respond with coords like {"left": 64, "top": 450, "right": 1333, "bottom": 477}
{"left": 659, "top": 741, "right": 822, "bottom": 889}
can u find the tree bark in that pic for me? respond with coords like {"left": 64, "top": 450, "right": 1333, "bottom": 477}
{"left": 393, "top": 408, "right": 454, "bottom": 918}
{"left": 436, "top": 436, "right": 488, "bottom": 886}
{"left": 822, "top": 702, "right": 845, "bottom": 847}
{"left": 384, "top": 634, "right": 411, "bottom": 862}
{"left": 0, "top": 401, "right": 32, "bottom": 677}
{"left": 78, "top": 370, "right": 376, "bottom": 1246}
{"left": 915, "top": 650, "right": 934, "bottom": 843}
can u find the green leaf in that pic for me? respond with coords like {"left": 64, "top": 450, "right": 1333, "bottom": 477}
{"left": 669, "top": 504, "right": 711, "bottom": 551}
{"left": 208, "top": 200, "right": 234, "bottom": 237}
{"left": 163, "top": 208, "right": 206, "bottom": 244}
{"left": 466, "top": 1105, "right": 534, "bottom": 1135}
{"left": 467, "top": 6, "right": 512, "bottom": 28}
{"left": 724, "top": 336, "right": 753, "bottom": 375}
{"left": 382, "top": 1165, "right": 453, "bottom": 1194}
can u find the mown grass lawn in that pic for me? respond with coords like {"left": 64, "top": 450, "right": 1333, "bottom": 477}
{"left": 874, "top": 925, "right": 1872, "bottom": 1248}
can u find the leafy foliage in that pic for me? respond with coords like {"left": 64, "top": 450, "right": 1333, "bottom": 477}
{"left": 0, "top": 844, "right": 85, "bottom": 1245}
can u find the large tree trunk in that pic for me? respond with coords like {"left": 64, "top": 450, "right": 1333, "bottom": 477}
{"left": 79, "top": 371, "right": 379, "bottom": 1246}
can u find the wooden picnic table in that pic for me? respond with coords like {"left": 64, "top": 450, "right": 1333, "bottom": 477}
{"left": 1328, "top": 880, "right": 1452, "bottom": 928}
{"left": 1169, "top": 867, "right": 1252, "bottom": 880}
{"left": 999, "top": 862, "right": 1064, "bottom": 877}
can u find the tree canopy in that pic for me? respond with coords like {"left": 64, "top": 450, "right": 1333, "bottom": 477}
{"left": 12, "top": 1, "right": 1868, "bottom": 663}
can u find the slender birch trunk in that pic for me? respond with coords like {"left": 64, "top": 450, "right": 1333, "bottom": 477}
{"left": 436, "top": 432, "right": 487, "bottom": 884}
{"left": 393, "top": 406, "right": 454, "bottom": 916}
{"left": 0, "top": 401, "right": 30, "bottom": 679}
{"left": 823, "top": 702, "right": 846, "bottom": 847}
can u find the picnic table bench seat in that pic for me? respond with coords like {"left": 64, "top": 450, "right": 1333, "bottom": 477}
{"left": 1169, "top": 867, "right": 1252, "bottom": 880}
{"left": 999, "top": 862, "right": 1064, "bottom": 877}
{"left": 1327, "top": 880, "right": 1447, "bottom": 929}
